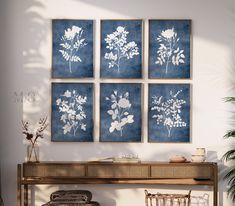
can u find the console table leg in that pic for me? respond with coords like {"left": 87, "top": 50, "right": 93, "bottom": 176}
{"left": 17, "top": 164, "right": 22, "bottom": 206}
{"left": 24, "top": 185, "right": 28, "bottom": 206}
{"left": 214, "top": 165, "right": 218, "bottom": 206}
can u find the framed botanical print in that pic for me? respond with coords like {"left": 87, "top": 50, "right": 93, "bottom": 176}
{"left": 100, "top": 19, "right": 143, "bottom": 78}
{"left": 148, "top": 84, "right": 190, "bottom": 142}
{"left": 51, "top": 83, "right": 93, "bottom": 142}
{"left": 100, "top": 83, "right": 142, "bottom": 142}
{"left": 149, "top": 20, "right": 191, "bottom": 79}
{"left": 52, "top": 19, "right": 93, "bottom": 78}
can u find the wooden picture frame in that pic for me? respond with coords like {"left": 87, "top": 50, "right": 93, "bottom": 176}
{"left": 52, "top": 19, "right": 94, "bottom": 78}
{"left": 51, "top": 83, "right": 94, "bottom": 142}
{"left": 100, "top": 19, "right": 143, "bottom": 79}
{"left": 100, "top": 83, "right": 142, "bottom": 142}
{"left": 149, "top": 19, "right": 191, "bottom": 79}
{"left": 148, "top": 83, "right": 191, "bottom": 142}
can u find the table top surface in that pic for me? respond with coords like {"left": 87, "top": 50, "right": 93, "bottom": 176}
{"left": 22, "top": 161, "right": 217, "bottom": 166}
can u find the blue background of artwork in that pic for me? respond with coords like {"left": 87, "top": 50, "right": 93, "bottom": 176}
{"left": 100, "top": 83, "right": 142, "bottom": 142}
{"left": 52, "top": 83, "right": 93, "bottom": 142}
{"left": 148, "top": 84, "right": 190, "bottom": 142}
{"left": 101, "top": 20, "right": 142, "bottom": 78}
{"left": 149, "top": 20, "right": 191, "bottom": 78}
{"left": 52, "top": 20, "right": 93, "bottom": 78}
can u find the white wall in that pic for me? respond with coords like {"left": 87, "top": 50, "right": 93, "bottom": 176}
{"left": 0, "top": 0, "right": 235, "bottom": 205}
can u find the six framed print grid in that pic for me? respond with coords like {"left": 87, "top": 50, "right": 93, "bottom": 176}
{"left": 51, "top": 19, "right": 192, "bottom": 143}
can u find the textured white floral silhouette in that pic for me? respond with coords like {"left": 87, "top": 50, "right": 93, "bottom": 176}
{"left": 56, "top": 90, "right": 87, "bottom": 136}
{"left": 104, "top": 26, "right": 139, "bottom": 72}
{"left": 155, "top": 28, "right": 185, "bottom": 73}
{"left": 151, "top": 90, "right": 187, "bottom": 137}
{"left": 106, "top": 90, "right": 134, "bottom": 136}
{"left": 59, "top": 25, "right": 87, "bottom": 73}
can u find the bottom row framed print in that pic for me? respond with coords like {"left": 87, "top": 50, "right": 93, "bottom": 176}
{"left": 51, "top": 83, "right": 190, "bottom": 143}
{"left": 51, "top": 83, "right": 93, "bottom": 142}
{"left": 100, "top": 83, "right": 142, "bottom": 142}
{"left": 148, "top": 84, "right": 190, "bottom": 142}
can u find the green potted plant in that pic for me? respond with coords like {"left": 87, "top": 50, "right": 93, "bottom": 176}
{"left": 223, "top": 97, "right": 235, "bottom": 202}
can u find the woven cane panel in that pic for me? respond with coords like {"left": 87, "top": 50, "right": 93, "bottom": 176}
{"left": 87, "top": 165, "right": 149, "bottom": 178}
{"left": 151, "top": 166, "right": 212, "bottom": 179}
{"left": 23, "top": 164, "right": 85, "bottom": 177}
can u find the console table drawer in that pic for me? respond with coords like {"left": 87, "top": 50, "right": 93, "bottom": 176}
{"left": 87, "top": 165, "right": 149, "bottom": 178}
{"left": 23, "top": 164, "right": 85, "bottom": 178}
{"left": 151, "top": 165, "right": 212, "bottom": 179}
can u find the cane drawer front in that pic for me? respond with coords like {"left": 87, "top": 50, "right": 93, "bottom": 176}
{"left": 151, "top": 165, "right": 213, "bottom": 179}
{"left": 87, "top": 165, "right": 149, "bottom": 178}
{"left": 23, "top": 164, "right": 85, "bottom": 178}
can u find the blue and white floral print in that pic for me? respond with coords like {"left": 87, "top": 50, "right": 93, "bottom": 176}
{"left": 148, "top": 84, "right": 190, "bottom": 142}
{"left": 104, "top": 26, "right": 139, "bottom": 72}
{"left": 155, "top": 28, "right": 185, "bottom": 73}
{"left": 149, "top": 20, "right": 191, "bottom": 79}
{"left": 52, "top": 83, "right": 93, "bottom": 142}
{"left": 52, "top": 20, "right": 93, "bottom": 78}
{"left": 59, "top": 25, "right": 87, "bottom": 73}
{"left": 101, "top": 20, "right": 142, "bottom": 78}
{"left": 151, "top": 89, "right": 187, "bottom": 137}
{"left": 100, "top": 83, "right": 142, "bottom": 142}
{"left": 56, "top": 90, "right": 87, "bottom": 136}
{"left": 106, "top": 91, "right": 134, "bottom": 136}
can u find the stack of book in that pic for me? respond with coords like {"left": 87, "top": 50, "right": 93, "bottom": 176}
{"left": 42, "top": 190, "right": 100, "bottom": 206}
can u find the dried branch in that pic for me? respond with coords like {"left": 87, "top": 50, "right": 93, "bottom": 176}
{"left": 21, "top": 116, "right": 48, "bottom": 144}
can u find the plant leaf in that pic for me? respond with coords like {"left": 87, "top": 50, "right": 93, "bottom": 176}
{"left": 223, "top": 150, "right": 235, "bottom": 161}
{"left": 224, "top": 130, "right": 235, "bottom": 139}
{"left": 224, "top": 97, "right": 235, "bottom": 103}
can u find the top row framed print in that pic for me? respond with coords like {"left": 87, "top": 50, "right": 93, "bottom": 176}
{"left": 52, "top": 19, "right": 94, "bottom": 78}
{"left": 52, "top": 19, "right": 191, "bottom": 79}
{"left": 149, "top": 19, "right": 191, "bottom": 79}
{"left": 100, "top": 20, "right": 143, "bottom": 78}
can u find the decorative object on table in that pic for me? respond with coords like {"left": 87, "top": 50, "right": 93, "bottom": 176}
{"left": 42, "top": 190, "right": 100, "bottom": 206}
{"left": 100, "top": 19, "right": 143, "bottom": 78}
{"left": 149, "top": 19, "right": 191, "bottom": 79}
{"left": 100, "top": 83, "right": 142, "bottom": 142}
{"left": 145, "top": 190, "right": 191, "bottom": 206}
{"left": 222, "top": 97, "right": 235, "bottom": 202}
{"left": 92, "top": 154, "right": 141, "bottom": 163}
{"left": 114, "top": 153, "right": 140, "bottom": 163}
{"left": 51, "top": 83, "right": 93, "bottom": 142}
{"left": 148, "top": 84, "right": 190, "bottom": 142}
{"left": 169, "top": 155, "right": 187, "bottom": 163}
{"left": 52, "top": 19, "right": 93, "bottom": 78}
{"left": 22, "top": 116, "right": 48, "bottom": 162}
{"left": 191, "top": 155, "right": 206, "bottom": 163}
{"left": 190, "top": 148, "right": 206, "bottom": 163}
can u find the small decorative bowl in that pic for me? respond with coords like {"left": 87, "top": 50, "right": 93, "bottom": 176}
{"left": 169, "top": 155, "right": 187, "bottom": 163}
{"left": 191, "top": 155, "right": 205, "bottom": 162}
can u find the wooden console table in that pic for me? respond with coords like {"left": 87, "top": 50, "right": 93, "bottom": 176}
{"left": 17, "top": 161, "right": 218, "bottom": 206}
